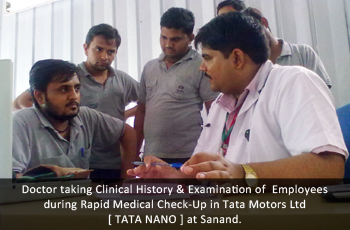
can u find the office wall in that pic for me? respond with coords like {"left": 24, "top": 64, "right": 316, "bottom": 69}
{"left": 0, "top": 2, "right": 13, "bottom": 179}
{"left": 0, "top": 0, "right": 349, "bottom": 107}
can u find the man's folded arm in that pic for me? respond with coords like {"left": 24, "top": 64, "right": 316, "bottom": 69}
{"left": 134, "top": 102, "right": 146, "bottom": 153}
{"left": 120, "top": 124, "right": 138, "bottom": 178}
{"left": 13, "top": 90, "right": 33, "bottom": 110}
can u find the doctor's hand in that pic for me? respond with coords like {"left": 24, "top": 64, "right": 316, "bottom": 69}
{"left": 126, "top": 155, "right": 189, "bottom": 179}
{"left": 180, "top": 152, "right": 244, "bottom": 179}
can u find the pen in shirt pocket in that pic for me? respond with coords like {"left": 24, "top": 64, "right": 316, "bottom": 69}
{"left": 81, "top": 148, "right": 84, "bottom": 157}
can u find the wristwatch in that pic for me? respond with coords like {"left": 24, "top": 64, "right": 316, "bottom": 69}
{"left": 241, "top": 164, "right": 258, "bottom": 188}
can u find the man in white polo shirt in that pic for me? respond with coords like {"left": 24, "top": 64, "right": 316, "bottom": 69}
{"left": 128, "top": 12, "right": 347, "bottom": 182}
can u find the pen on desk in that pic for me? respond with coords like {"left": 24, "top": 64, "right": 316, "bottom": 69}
{"left": 132, "top": 161, "right": 183, "bottom": 169}
{"left": 81, "top": 148, "right": 84, "bottom": 157}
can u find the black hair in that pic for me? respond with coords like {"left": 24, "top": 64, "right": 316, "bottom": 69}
{"left": 85, "top": 23, "right": 121, "bottom": 47}
{"left": 195, "top": 12, "right": 269, "bottom": 64}
{"left": 243, "top": 7, "right": 263, "bottom": 22}
{"left": 243, "top": 7, "right": 272, "bottom": 32}
{"left": 217, "top": 0, "right": 247, "bottom": 14}
{"left": 29, "top": 59, "right": 78, "bottom": 106}
{"left": 160, "top": 7, "right": 195, "bottom": 35}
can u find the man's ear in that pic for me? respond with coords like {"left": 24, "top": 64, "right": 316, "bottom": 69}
{"left": 83, "top": 43, "right": 89, "bottom": 56}
{"left": 189, "top": 34, "right": 195, "bottom": 44}
{"left": 33, "top": 90, "right": 45, "bottom": 105}
{"left": 261, "top": 17, "right": 269, "bottom": 29}
{"left": 230, "top": 49, "right": 245, "bottom": 69}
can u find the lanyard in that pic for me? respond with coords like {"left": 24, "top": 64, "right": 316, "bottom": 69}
{"left": 221, "top": 105, "right": 242, "bottom": 145}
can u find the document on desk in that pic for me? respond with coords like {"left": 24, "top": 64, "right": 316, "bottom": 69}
{"left": 18, "top": 165, "right": 93, "bottom": 182}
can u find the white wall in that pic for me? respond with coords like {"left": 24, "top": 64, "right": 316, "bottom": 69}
{"left": 0, "top": 0, "right": 349, "bottom": 107}
{"left": 0, "top": 1, "right": 13, "bottom": 179}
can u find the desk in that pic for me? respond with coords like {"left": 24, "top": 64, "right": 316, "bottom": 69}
{"left": 0, "top": 192, "right": 349, "bottom": 230}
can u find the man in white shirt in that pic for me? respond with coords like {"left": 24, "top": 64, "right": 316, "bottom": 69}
{"left": 127, "top": 12, "right": 347, "bottom": 181}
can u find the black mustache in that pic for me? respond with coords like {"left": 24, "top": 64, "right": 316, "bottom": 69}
{"left": 66, "top": 102, "right": 79, "bottom": 107}
{"left": 97, "top": 61, "right": 109, "bottom": 65}
{"left": 204, "top": 72, "right": 212, "bottom": 79}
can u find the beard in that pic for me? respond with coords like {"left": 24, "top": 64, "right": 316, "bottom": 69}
{"left": 91, "top": 61, "right": 110, "bottom": 71}
{"left": 43, "top": 99, "right": 79, "bottom": 122}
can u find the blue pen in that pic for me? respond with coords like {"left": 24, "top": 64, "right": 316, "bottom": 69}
{"left": 132, "top": 161, "right": 183, "bottom": 169}
{"left": 81, "top": 148, "right": 84, "bottom": 157}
